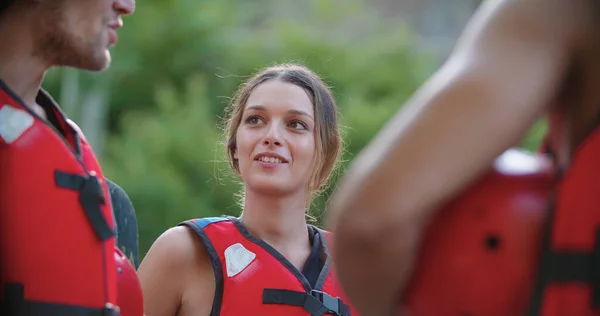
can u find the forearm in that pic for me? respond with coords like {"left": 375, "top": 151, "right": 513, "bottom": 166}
{"left": 331, "top": 60, "right": 532, "bottom": 229}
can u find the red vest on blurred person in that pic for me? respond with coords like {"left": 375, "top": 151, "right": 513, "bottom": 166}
{"left": 403, "top": 118, "right": 600, "bottom": 315}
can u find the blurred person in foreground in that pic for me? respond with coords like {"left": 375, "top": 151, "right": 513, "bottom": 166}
{"left": 327, "top": 0, "right": 600, "bottom": 315}
{"left": 138, "top": 63, "right": 358, "bottom": 316}
{"left": 0, "top": 0, "right": 143, "bottom": 315}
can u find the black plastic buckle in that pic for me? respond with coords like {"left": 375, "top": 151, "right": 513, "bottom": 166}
{"left": 83, "top": 173, "right": 106, "bottom": 205}
{"left": 310, "top": 290, "right": 341, "bottom": 315}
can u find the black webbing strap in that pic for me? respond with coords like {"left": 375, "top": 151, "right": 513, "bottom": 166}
{"left": 528, "top": 228, "right": 600, "bottom": 315}
{"left": 263, "top": 288, "right": 351, "bottom": 316}
{"left": 54, "top": 170, "right": 114, "bottom": 241}
{"left": 0, "top": 283, "right": 119, "bottom": 316}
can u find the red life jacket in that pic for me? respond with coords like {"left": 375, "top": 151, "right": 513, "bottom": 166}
{"left": 178, "top": 216, "right": 357, "bottom": 316}
{"left": 527, "top": 116, "right": 600, "bottom": 316}
{"left": 402, "top": 115, "right": 600, "bottom": 315}
{"left": 401, "top": 148, "right": 556, "bottom": 315}
{"left": 115, "top": 248, "right": 144, "bottom": 316}
{"left": 0, "top": 81, "right": 138, "bottom": 315}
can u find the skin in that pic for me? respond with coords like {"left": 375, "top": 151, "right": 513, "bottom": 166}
{"left": 0, "top": 0, "right": 135, "bottom": 113}
{"left": 138, "top": 80, "right": 321, "bottom": 316}
{"left": 326, "top": 0, "right": 600, "bottom": 315}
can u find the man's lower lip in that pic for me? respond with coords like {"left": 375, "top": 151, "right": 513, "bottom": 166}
{"left": 108, "top": 28, "right": 118, "bottom": 45}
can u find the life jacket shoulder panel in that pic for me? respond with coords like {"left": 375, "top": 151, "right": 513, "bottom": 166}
{"left": 179, "top": 217, "right": 357, "bottom": 316}
{"left": 535, "top": 123, "right": 600, "bottom": 316}
{"left": 0, "top": 82, "right": 119, "bottom": 315}
{"left": 403, "top": 124, "right": 600, "bottom": 316}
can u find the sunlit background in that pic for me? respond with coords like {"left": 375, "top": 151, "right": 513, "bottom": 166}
{"left": 42, "top": 0, "right": 547, "bottom": 260}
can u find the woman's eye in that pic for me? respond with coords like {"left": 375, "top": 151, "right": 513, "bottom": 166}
{"left": 289, "top": 120, "right": 308, "bottom": 130}
{"left": 246, "top": 115, "right": 263, "bottom": 125}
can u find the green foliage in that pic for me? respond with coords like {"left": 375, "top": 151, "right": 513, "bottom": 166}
{"left": 96, "top": 0, "right": 438, "bottom": 257}
{"left": 102, "top": 74, "right": 242, "bottom": 253}
{"left": 44, "top": 0, "right": 546, "bottom": 258}
{"left": 521, "top": 119, "right": 548, "bottom": 151}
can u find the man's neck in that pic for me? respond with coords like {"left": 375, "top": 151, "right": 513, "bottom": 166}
{"left": 0, "top": 10, "right": 48, "bottom": 108}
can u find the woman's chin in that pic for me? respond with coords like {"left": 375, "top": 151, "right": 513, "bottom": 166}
{"left": 246, "top": 181, "right": 293, "bottom": 197}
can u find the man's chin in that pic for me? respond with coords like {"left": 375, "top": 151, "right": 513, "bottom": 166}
{"left": 80, "top": 54, "right": 111, "bottom": 72}
{"left": 56, "top": 58, "right": 110, "bottom": 73}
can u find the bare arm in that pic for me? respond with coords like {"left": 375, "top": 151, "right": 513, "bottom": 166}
{"left": 327, "top": 0, "right": 581, "bottom": 315}
{"left": 137, "top": 226, "right": 214, "bottom": 316}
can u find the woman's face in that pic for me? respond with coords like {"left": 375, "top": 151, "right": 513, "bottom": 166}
{"left": 234, "top": 80, "right": 316, "bottom": 196}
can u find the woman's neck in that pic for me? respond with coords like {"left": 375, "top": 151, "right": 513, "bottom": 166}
{"left": 240, "top": 188, "right": 311, "bottom": 253}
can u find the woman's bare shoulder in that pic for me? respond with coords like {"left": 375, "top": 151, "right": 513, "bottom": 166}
{"left": 138, "top": 225, "right": 215, "bottom": 316}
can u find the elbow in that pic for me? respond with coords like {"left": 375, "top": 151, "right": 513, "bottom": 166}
{"left": 328, "top": 169, "right": 425, "bottom": 285}
{"left": 333, "top": 204, "right": 417, "bottom": 256}
{"left": 329, "top": 181, "right": 421, "bottom": 257}
{"left": 330, "top": 199, "right": 420, "bottom": 271}
{"left": 330, "top": 202, "right": 422, "bottom": 303}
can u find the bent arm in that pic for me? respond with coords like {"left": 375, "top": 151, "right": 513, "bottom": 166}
{"left": 327, "top": 0, "right": 579, "bottom": 314}
{"left": 137, "top": 228, "right": 188, "bottom": 316}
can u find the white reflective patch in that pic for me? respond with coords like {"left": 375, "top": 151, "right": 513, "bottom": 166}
{"left": 224, "top": 243, "right": 256, "bottom": 277}
{"left": 494, "top": 148, "right": 551, "bottom": 175}
{"left": 0, "top": 105, "right": 34, "bottom": 144}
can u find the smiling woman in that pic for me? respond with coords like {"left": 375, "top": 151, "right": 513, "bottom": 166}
{"left": 136, "top": 63, "right": 358, "bottom": 316}
{"left": 232, "top": 80, "right": 319, "bottom": 199}
{"left": 225, "top": 64, "right": 342, "bottom": 199}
